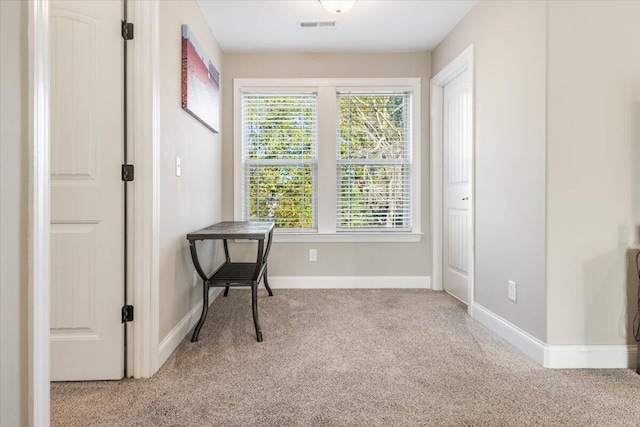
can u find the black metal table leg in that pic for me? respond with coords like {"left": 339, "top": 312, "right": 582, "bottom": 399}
{"left": 223, "top": 239, "right": 231, "bottom": 297}
{"left": 261, "top": 229, "right": 274, "bottom": 296}
{"left": 189, "top": 241, "right": 211, "bottom": 342}
{"left": 191, "top": 279, "right": 209, "bottom": 342}
{"left": 251, "top": 281, "right": 263, "bottom": 342}
{"left": 263, "top": 266, "right": 273, "bottom": 297}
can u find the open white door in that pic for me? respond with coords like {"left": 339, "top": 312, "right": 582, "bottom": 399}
{"left": 50, "top": 0, "right": 124, "bottom": 380}
{"left": 442, "top": 70, "right": 472, "bottom": 304}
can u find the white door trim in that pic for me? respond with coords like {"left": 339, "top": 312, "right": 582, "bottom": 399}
{"left": 430, "top": 45, "right": 475, "bottom": 311}
{"left": 28, "top": 0, "right": 51, "bottom": 425}
{"left": 130, "top": 0, "right": 161, "bottom": 379}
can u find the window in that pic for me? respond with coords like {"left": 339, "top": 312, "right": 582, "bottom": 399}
{"left": 240, "top": 93, "right": 317, "bottom": 230}
{"left": 234, "top": 78, "right": 421, "bottom": 242}
{"left": 337, "top": 92, "right": 411, "bottom": 231}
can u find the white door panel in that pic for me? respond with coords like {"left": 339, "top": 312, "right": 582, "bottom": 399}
{"left": 442, "top": 71, "right": 471, "bottom": 304}
{"left": 50, "top": 0, "right": 124, "bottom": 381}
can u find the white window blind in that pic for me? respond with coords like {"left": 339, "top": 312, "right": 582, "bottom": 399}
{"left": 241, "top": 92, "right": 318, "bottom": 230}
{"left": 336, "top": 92, "right": 412, "bottom": 231}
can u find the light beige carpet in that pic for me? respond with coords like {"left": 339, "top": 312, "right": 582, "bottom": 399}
{"left": 52, "top": 289, "right": 640, "bottom": 426}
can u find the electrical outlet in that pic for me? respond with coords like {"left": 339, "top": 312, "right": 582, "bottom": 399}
{"left": 508, "top": 280, "right": 517, "bottom": 302}
{"left": 192, "top": 270, "right": 198, "bottom": 287}
{"left": 309, "top": 249, "right": 317, "bottom": 262}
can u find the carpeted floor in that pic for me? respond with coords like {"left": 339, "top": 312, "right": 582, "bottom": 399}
{"left": 51, "top": 289, "right": 640, "bottom": 426}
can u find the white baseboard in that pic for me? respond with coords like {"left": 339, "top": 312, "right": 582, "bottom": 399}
{"left": 470, "top": 303, "right": 547, "bottom": 365}
{"left": 546, "top": 345, "right": 637, "bottom": 369}
{"left": 268, "top": 275, "right": 431, "bottom": 289}
{"left": 158, "top": 288, "right": 222, "bottom": 367}
{"left": 470, "top": 302, "right": 638, "bottom": 369}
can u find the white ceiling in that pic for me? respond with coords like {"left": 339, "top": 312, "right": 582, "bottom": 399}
{"left": 196, "top": 0, "right": 478, "bottom": 53}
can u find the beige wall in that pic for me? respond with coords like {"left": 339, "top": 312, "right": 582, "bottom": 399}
{"left": 221, "top": 53, "right": 431, "bottom": 277}
{"left": 158, "top": 1, "right": 224, "bottom": 340}
{"left": 0, "top": 1, "right": 28, "bottom": 425}
{"left": 432, "top": 1, "right": 548, "bottom": 340}
{"left": 546, "top": 0, "right": 640, "bottom": 345}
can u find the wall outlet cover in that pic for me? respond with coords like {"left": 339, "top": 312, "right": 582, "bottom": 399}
{"left": 508, "top": 280, "right": 517, "bottom": 302}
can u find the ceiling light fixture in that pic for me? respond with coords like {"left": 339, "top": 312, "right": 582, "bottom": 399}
{"left": 318, "top": 0, "right": 356, "bottom": 14}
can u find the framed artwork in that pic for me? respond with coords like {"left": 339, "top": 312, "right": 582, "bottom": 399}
{"left": 181, "top": 24, "right": 220, "bottom": 133}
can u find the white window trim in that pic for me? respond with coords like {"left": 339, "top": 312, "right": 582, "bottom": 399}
{"left": 233, "top": 78, "right": 421, "bottom": 243}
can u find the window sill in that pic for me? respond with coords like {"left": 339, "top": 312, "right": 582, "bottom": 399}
{"left": 236, "top": 232, "right": 423, "bottom": 243}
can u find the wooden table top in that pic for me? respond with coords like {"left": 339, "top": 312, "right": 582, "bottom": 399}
{"left": 187, "top": 221, "right": 275, "bottom": 241}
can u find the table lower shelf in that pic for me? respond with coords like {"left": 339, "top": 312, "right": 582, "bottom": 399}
{"left": 208, "top": 262, "right": 263, "bottom": 286}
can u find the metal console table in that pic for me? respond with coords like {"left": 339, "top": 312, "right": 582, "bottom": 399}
{"left": 187, "top": 221, "right": 275, "bottom": 342}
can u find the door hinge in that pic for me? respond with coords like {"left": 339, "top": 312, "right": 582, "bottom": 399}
{"left": 122, "top": 164, "right": 134, "bottom": 182}
{"left": 121, "top": 20, "right": 134, "bottom": 40}
{"left": 122, "top": 305, "right": 134, "bottom": 323}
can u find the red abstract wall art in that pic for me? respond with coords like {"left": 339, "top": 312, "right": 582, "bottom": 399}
{"left": 181, "top": 24, "right": 220, "bottom": 133}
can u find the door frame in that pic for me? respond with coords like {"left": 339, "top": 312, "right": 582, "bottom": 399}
{"left": 28, "top": 0, "right": 161, "bottom": 423}
{"left": 28, "top": 0, "right": 51, "bottom": 424}
{"left": 128, "top": 0, "right": 161, "bottom": 379}
{"left": 430, "top": 44, "right": 475, "bottom": 311}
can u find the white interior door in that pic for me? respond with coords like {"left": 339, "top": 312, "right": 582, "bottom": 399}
{"left": 50, "top": 0, "right": 124, "bottom": 381}
{"left": 442, "top": 70, "right": 472, "bottom": 304}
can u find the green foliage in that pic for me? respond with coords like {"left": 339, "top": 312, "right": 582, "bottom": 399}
{"left": 338, "top": 164, "right": 408, "bottom": 229}
{"left": 338, "top": 94, "right": 408, "bottom": 160}
{"left": 247, "top": 165, "right": 314, "bottom": 229}
{"left": 245, "top": 95, "right": 315, "bottom": 160}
